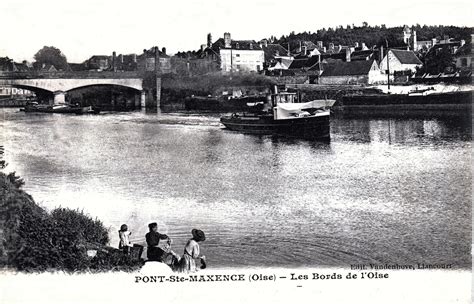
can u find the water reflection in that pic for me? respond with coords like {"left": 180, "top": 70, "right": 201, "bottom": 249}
{"left": 332, "top": 115, "right": 471, "bottom": 145}
{"left": 1, "top": 108, "right": 471, "bottom": 269}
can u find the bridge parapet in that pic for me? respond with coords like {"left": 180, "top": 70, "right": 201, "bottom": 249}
{"left": 0, "top": 70, "right": 143, "bottom": 80}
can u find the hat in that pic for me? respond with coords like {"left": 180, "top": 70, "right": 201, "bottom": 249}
{"left": 192, "top": 229, "right": 206, "bottom": 242}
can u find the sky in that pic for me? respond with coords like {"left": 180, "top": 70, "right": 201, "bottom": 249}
{"left": 0, "top": 0, "right": 472, "bottom": 62}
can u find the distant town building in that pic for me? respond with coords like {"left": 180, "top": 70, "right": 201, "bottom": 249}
{"left": 84, "top": 55, "right": 111, "bottom": 71}
{"left": 260, "top": 39, "right": 292, "bottom": 69}
{"left": 454, "top": 37, "right": 472, "bottom": 71}
{"left": 189, "top": 32, "right": 265, "bottom": 73}
{"left": 320, "top": 59, "right": 384, "bottom": 85}
{"left": 0, "top": 57, "right": 32, "bottom": 72}
{"left": 137, "top": 47, "right": 171, "bottom": 74}
{"left": 83, "top": 54, "right": 107, "bottom": 71}
{"left": 379, "top": 49, "right": 422, "bottom": 74}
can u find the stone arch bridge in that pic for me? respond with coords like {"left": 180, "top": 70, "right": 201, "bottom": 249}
{"left": 0, "top": 71, "right": 161, "bottom": 107}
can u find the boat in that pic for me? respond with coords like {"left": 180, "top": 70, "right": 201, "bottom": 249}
{"left": 22, "top": 102, "right": 100, "bottom": 114}
{"left": 220, "top": 86, "right": 335, "bottom": 139}
{"left": 184, "top": 94, "right": 267, "bottom": 111}
{"left": 408, "top": 86, "right": 435, "bottom": 96}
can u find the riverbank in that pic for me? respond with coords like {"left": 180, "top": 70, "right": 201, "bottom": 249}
{"left": 0, "top": 170, "right": 143, "bottom": 272}
{"left": 161, "top": 74, "right": 472, "bottom": 112}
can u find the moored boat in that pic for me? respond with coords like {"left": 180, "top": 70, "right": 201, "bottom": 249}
{"left": 220, "top": 86, "right": 335, "bottom": 139}
{"left": 22, "top": 102, "right": 100, "bottom": 114}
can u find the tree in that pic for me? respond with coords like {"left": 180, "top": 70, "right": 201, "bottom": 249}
{"left": 422, "top": 46, "right": 455, "bottom": 74}
{"left": 33, "top": 46, "right": 69, "bottom": 71}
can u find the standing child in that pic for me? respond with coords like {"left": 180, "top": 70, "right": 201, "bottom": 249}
{"left": 118, "top": 224, "right": 132, "bottom": 254}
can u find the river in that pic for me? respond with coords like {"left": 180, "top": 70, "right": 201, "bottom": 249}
{"left": 1, "top": 108, "right": 471, "bottom": 268}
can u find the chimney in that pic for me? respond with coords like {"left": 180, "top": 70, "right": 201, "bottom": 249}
{"left": 317, "top": 41, "right": 323, "bottom": 49}
{"left": 354, "top": 42, "right": 359, "bottom": 48}
{"left": 412, "top": 31, "right": 417, "bottom": 51}
{"left": 432, "top": 38, "right": 437, "bottom": 46}
{"left": 112, "top": 51, "right": 117, "bottom": 71}
{"left": 361, "top": 42, "right": 367, "bottom": 50}
{"left": 303, "top": 46, "right": 307, "bottom": 55}
{"left": 207, "top": 33, "right": 212, "bottom": 47}
{"left": 200, "top": 44, "right": 206, "bottom": 52}
{"left": 346, "top": 48, "right": 351, "bottom": 62}
{"left": 154, "top": 46, "right": 160, "bottom": 73}
{"left": 162, "top": 47, "right": 167, "bottom": 55}
{"left": 224, "top": 32, "right": 231, "bottom": 48}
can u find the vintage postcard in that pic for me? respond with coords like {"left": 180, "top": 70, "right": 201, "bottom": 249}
{"left": 0, "top": 0, "right": 472, "bottom": 303}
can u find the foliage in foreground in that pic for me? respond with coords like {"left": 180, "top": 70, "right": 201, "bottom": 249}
{"left": 0, "top": 170, "right": 142, "bottom": 273}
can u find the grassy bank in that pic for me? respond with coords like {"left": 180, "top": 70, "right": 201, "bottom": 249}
{"left": 0, "top": 170, "right": 143, "bottom": 272}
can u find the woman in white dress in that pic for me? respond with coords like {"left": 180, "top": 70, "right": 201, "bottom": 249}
{"left": 175, "top": 229, "right": 206, "bottom": 273}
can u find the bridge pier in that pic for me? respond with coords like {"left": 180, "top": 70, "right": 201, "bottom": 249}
{"left": 155, "top": 77, "right": 161, "bottom": 108}
{"left": 135, "top": 93, "right": 140, "bottom": 108}
{"left": 140, "top": 91, "right": 146, "bottom": 108}
{"left": 53, "top": 91, "right": 66, "bottom": 105}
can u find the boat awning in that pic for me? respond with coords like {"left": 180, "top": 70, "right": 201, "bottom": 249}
{"left": 274, "top": 100, "right": 333, "bottom": 120}
{"left": 276, "top": 100, "right": 335, "bottom": 111}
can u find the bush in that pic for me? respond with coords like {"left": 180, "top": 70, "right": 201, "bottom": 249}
{"left": 0, "top": 171, "right": 138, "bottom": 272}
{"left": 51, "top": 208, "right": 109, "bottom": 246}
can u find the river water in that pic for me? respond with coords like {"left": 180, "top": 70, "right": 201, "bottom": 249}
{"left": 1, "top": 108, "right": 471, "bottom": 269}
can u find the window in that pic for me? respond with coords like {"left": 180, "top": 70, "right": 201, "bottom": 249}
{"left": 235, "top": 54, "right": 240, "bottom": 57}
{"left": 460, "top": 58, "right": 468, "bottom": 67}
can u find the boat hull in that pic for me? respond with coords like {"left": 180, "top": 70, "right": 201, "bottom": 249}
{"left": 23, "top": 105, "right": 100, "bottom": 114}
{"left": 220, "top": 114, "right": 330, "bottom": 139}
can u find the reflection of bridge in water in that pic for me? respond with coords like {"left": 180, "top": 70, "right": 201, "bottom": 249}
{"left": 0, "top": 70, "right": 161, "bottom": 110}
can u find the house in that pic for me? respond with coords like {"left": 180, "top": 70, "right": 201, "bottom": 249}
{"left": 0, "top": 57, "right": 32, "bottom": 72}
{"left": 137, "top": 47, "right": 172, "bottom": 74}
{"left": 320, "top": 59, "right": 384, "bottom": 85}
{"left": 291, "top": 41, "right": 318, "bottom": 56}
{"left": 379, "top": 49, "right": 422, "bottom": 75}
{"left": 84, "top": 55, "right": 111, "bottom": 71}
{"left": 0, "top": 57, "right": 13, "bottom": 71}
{"left": 454, "top": 40, "right": 472, "bottom": 70}
{"left": 267, "top": 57, "right": 293, "bottom": 70}
{"left": 113, "top": 53, "right": 139, "bottom": 72}
{"left": 37, "top": 63, "right": 58, "bottom": 72}
{"left": 287, "top": 55, "right": 322, "bottom": 75}
{"left": 200, "top": 32, "right": 265, "bottom": 73}
{"left": 260, "top": 40, "right": 292, "bottom": 69}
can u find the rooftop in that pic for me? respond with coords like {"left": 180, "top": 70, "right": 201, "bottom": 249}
{"left": 390, "top": 49, "right": 422, "bottom": 65}
{"left": 321, "top": 59, "right": 377, "bottom": 77}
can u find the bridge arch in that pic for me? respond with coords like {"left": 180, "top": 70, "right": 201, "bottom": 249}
{"left": 65, "top": 83, "right": 142, "bottom": 93}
